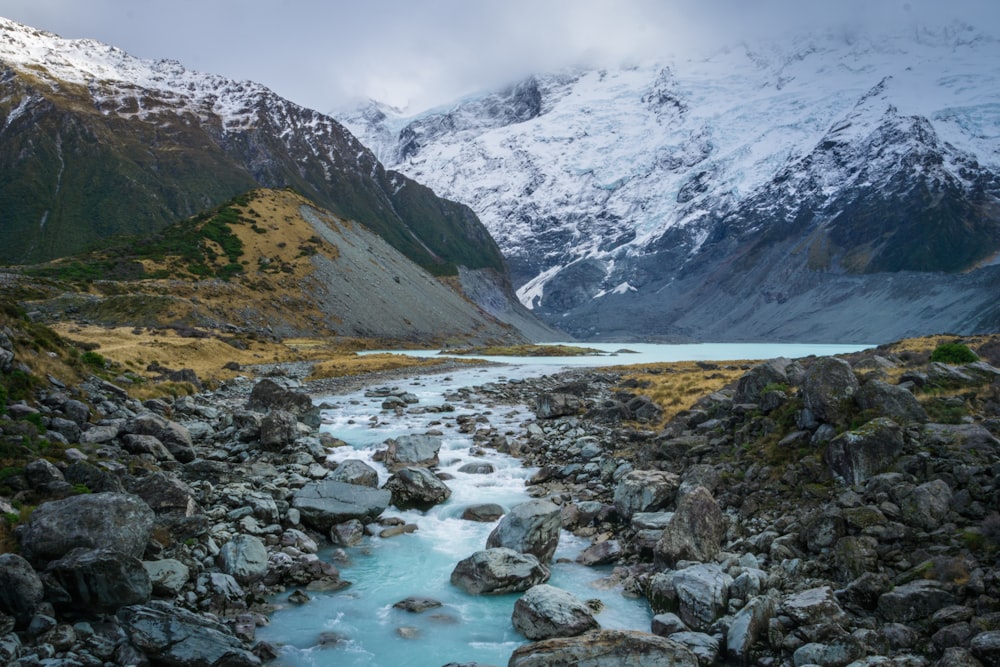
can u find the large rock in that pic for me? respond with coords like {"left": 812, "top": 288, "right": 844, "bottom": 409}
{"left": 292, "top": 480, "right": 390, "bottom": 532}
{"left": 654, "top": 486, "right": 725, "bottom": 568}
{"left": 877, "top": 580, "right": 956, "bottom": 623}
{"left": 383, "top": 434, "right": 442, "bottom": 470}
{"left": 450, "top": 548, "right": 550, "bottom": 595}
{"left": 0, "top": 553, "right": 44, "bottom": 625}
{"left": 218, "top": 535, "right": 269, "bottom": 584}
{"left": 899, "top": 479, "right": 953, "bottom": 531}
{"left": 734, "top": 358, "right": 794, "bottom": 403}
{"left": 246, "top": 378, "right": 320, "bottom": 428}
{"left": 649, "top": 564, "right": 732, "bottom": 632}
{"left": 143, "top": 559, "right": 190, "bottom": 596}
{"left": 802, "top": 357, "right": 859, "bottom": 425}
{"left": 782, "top": 586, "right": 847, "bottom": 627}
{"left": 47, "top": 548, "right": 152, "bottom": 613}
{"left": 118, "top": 601, "right": 260, "bottom": 666}
{"left": 727, "top": 595, "right": 777, "bottom": 663}
{"left": 534, "top": 392, "right": 584, "bottom": 419}
{"left": 383, "top": 467, "right": 452, "bottom": 511}
{"left": 127, "top": 472, "right": 201, "bottom": 517}
{"left": 486, "top": 499, "right": 561, "bottom": 563}
{"left": 613, "top": 470, "right": 681, "bottom": 520}
{"left": 328, "top": 459, "right": 380, "bottom": 488}
{"left": 824, "top": 418, "right": 904, "bottom": 485}
{"left": 128, "top": 413, "right": 196, "bottom": 463}
{"left": 508, "top": 629, "right": 699, "bottom": 667}
{"left": 18, "top": 492, "right": 154, "bottom": 566}
{"left": 512, "top": 584, "right": 600, "bottom": 640}
{"left": 259, "top": 409, "right": 300, "bottom": 450}
{"left": 855, "top": 379, "right": 927, "bottom": 424}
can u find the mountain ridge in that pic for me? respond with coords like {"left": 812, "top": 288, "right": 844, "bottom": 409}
{"left": 339, "top": 23, "right": 1000, "bottom": 342}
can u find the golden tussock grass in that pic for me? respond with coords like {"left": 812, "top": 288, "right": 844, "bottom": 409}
{"left": 608, "top": 360, "right": 749, "bottom": 426}
{"left": 309, "top": 353, "right": 474, "bottom": 380}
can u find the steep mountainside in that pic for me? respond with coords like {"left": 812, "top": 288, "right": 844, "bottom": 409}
{"left": 21, "top": 188, "right": 547, "bottom": 344}
{"left": 0, "top": 17, "right": 504, "bottom": 282}
{"left": 341, "top": 25, "right": 1000, "bottom": 342}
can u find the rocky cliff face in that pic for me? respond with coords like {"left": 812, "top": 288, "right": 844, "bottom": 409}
{"left": 341, "top": 25, "right": 1000, "bottom": 342}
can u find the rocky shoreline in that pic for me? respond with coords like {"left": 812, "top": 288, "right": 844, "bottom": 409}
{"left": 1, "top": 340, "right": 1000, "bottom": 666}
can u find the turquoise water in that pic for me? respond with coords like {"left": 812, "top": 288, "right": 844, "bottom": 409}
{"left": 362, "top": 342, "right": 873, "bottom": 367}
{"left": 259, "top": 343, "right": 871, "bottom": 665}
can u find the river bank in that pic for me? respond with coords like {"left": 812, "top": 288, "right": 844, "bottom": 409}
{"left": 1, "top": 338, "right": 1000, "bottom": 666}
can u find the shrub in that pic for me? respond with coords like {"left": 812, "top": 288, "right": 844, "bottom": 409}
{"left": 80, "top": 351, "right": 106, "bottom": 368}
{"left": 930, "top": 342, "right": 978, "bottom": 364}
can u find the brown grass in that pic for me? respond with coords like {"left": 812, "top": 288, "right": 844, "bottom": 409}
{"left": 608, "top": 360, "right": 749, "bottom": 425}
{"left": 309, "top": 353, "right": 474, "bottom": 380}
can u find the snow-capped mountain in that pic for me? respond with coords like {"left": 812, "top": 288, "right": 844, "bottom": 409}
{"left": 340, "top": 24, "right": 1000, "bottom": 342}
{"left": 0, "top": 16, "right": 562, "bottom": 341}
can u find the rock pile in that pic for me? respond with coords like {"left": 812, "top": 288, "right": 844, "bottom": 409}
{"left": 496, "top": 347, "right": 1000, "bottom": 666}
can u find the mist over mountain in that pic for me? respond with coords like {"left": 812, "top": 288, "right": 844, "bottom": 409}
{"left": 340, "top": 24, "right": 1000, "bottom": 343}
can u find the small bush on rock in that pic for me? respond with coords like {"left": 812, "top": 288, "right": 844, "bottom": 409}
{"left": 930, "top": 342, "right": 978, "bottom": 364}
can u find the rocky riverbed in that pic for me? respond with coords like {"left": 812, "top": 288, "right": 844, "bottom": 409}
{"left": 1, "top": 338, "right": 1000, "bottom": 666}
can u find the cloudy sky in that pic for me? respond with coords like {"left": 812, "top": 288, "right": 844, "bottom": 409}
{"left": 1, "top": 0, "right": 997, "bottom": 113}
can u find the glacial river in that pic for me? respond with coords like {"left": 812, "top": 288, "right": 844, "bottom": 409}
{"left": 257, "top": 343, "right": 869, "bottom": 666}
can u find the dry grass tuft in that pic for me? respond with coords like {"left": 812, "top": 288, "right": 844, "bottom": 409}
{"left": 608, "top": 360, "right": 749, "bottom": 426}
{"left": 309, "top": 353, "right": 472, "bottom": 379}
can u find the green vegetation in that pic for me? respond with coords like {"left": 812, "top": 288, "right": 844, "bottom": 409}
{"left": 80, "top": 350, "right": 106, "bottom": 368}
{"left": 24, "top": 194, "right": 251, "bottom": 283}
{"left": 930, "top": 342, "right": 978, "bottom": 364}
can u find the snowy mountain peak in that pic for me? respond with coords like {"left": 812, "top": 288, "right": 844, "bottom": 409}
{"left": 339, "top": 25, "right": 1000, "bottom": 341}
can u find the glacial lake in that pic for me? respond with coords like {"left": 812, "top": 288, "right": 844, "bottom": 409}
{"left": 363, "top": 341, "right": 874, "bottom": 367}
{"left": 258, "top": 342, "right": 871, "bottom": 665}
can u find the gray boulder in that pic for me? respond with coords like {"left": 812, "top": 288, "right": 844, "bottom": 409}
{"left": 383, "top": 434, "right": 442, "bottom": 470}
{"left": 576, "top": 540, "right": 622, "bottom": 566}
{"left": 535, "top": 392, "right": 583, "bottom": 419}
{"left": 855, "top": 379, "right": 927, "bottom": 424}
{"left": 654, "top": 486, "right": 725, "bottom": 567}
{"left": 259, "top": 410, "right": 299, "bottom": 450}
{"left": 824, "top": 418, "right": 904, "bottom": 485}
{"left": 128, "top": 413, "right": 196, "bottom": 463}
{"left": 247, "top": 378, "right": 320, "bottom": 428}
{"left": 802, "top": 356, "right": 859, "bottom": 425}
{"left": 143, "top": 559, "right": 190, "bottom": 596}
{"left": 613, "top": 470, "right": 681, "bottom": 520}
{"left": 330, "top": 519, "right": 365, "bottom": 547}
{"left": 877, "top": 580, "right": 956, "bottom": 623}
{"left": 118, "top": 600, "right": 260, "bottom": 666}
{"left": 122, "top": 434, "right": 175, "bottom": 461}
{"left": 899, "top": 479, "right": 953, "bottom": 531}
{"left": 328, "top": 459, "right": 380, "bottom": 488}
{"left": 450, "top": 548, "right": 550, "bottom": 595}
{"left": 650, "top": 564, "right": 732, "bottom": 632}
{"left": 782, "top": 586, "right": 847, "bottom": 627}
{"left": 127, "top": 472, "right": 201, "bottom": 517}
{"left": 0, "top": 553, "right": 44, "bottom": 625}
{"left": 971, "top": 631, "right": 1000, "bottom": 666}
{"left": 218, "top": 535, "right": 269, "bottom": 584}
{"left": 292, "top": 480, "right": 390, "bottom": 532}
{"left": 486, "top": 499, "right": 562, "bottom": 563}
{"left": 734, "top": 358, "right": 793, "bottom": 403}
{"left": 512, "top": 584, "right": 599, "bottom": 640}
{"left": 462, "top": 503, "right": 505, "bottom": 522}
{"left": 18, "top": 492, "right": 154, "bottom": 566}
{"left": 509, "top": 630, "right": 699, "bottom": 667}
{"left": 47, "top": 548, "right": 152, "bottom": 613}
{"left": 727, "top": 595, "right": 777, "bottom": 663}
{"left": 384, "top": 467, "right": 452, "bottom": 511}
